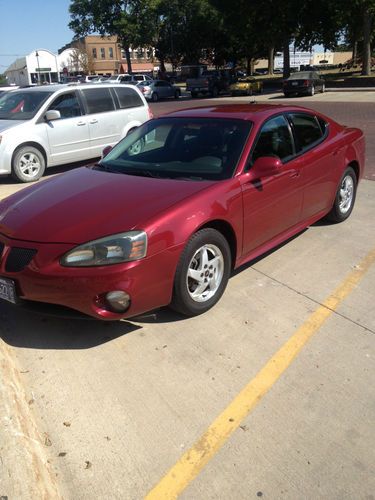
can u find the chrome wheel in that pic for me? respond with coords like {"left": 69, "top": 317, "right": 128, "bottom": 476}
{"left": 186, "top": 244, "right": 224, "bottom": 303}
{"left": 18, "top": 152, "right": 42, "bottom": 179}
{"left": 12, "top": 145, "right": 46, "bottom": 182}
{"left": 339, "top": 175, "right": 354, "bottom": 214}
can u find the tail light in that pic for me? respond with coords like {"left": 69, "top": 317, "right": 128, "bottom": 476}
{"left": 204, "top": 79, "right": 209, "bottom": 85}
{"left": 148, "top": 106, "right": 154, "bottom": 119}
{"left": 303, "top": 80, "right": 309, "bottom": 86}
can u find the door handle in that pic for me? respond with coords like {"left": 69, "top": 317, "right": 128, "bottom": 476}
{"left": 90, "top": 119, "right": 98, "bottom": 124}
{"left": 77, "top": 121, "right": 86, "bottom": 126}
{"left": 290, "top": 169, "right": 300, "bottom": 178}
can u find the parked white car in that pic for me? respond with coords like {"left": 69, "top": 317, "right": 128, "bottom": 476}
{"left": 108, "top": 74, "right": 153, "bottom": 84}
{"left": 0, "top": 83, "right": 152, "bottom": 182}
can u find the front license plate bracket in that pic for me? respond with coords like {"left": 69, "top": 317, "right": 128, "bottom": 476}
{"left": 0, "top": 277, "right": 17, "bottom": 304}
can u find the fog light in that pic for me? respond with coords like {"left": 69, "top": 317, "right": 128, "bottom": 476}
{"left": 105, "top": 291, "right": 130, "bottom": 313}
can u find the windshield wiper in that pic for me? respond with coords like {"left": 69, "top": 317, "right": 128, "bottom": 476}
{"left": 92, "top": 163, "right": 121, "bottom": 173}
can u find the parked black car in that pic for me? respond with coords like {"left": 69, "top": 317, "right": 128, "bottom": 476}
{"left": 283, "top": 71, "right": 325, "bottom": 97}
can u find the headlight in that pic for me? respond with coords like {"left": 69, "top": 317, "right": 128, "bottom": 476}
{"left": 61, "top": 231, "right": 147, "bottom": 267}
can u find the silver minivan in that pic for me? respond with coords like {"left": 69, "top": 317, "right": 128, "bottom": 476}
{"left": 0, "top": 83, "right": 152, "bottom": 182}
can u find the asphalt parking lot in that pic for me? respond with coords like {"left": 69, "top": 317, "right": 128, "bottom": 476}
{"left": 1, "top": 91, "right": 374, "bottom": 499}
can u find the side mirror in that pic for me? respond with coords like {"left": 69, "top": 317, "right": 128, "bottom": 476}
{"left": 251, "top": 156, "right": 282, "bottom": 177}
{"left": 102, "top": 145, "right": 112, "bottom": 158}
{"left": 44, "top": 110, "right": 61, "bottom": 121}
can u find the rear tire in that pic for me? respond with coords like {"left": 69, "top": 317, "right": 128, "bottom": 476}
{"left": 174, "top": 89, "right": 180, "bottom": 99}
{"left": 309, "top": 85, "right": 315, "bottom": 96}
{"left": 11, "top": 146, "right": 46, "bottom": 183}
{"left": 151, "top": 92, "right": 159, "bottom": 102}
{"left": 170, "top": 228, "right": 231, "bottom": 316}
{"left": 325, "top": 167, "right": 357, "bottom": 223}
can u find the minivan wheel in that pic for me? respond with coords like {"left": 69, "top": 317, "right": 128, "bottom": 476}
{"left": 151, "top": 92, "right": 159, "bottom": 102}
{"left": 12, "top": 146, "right": 46, "bottom": 182}
{"left": 325, "top": 167, "right": 357, "bottom": 223}
{"left": 170, "top": 228, "right": 231, "bottom": 316}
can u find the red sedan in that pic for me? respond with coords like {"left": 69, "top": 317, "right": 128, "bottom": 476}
{"left": 0, "top": 104, "right": 365, "bottom": 320}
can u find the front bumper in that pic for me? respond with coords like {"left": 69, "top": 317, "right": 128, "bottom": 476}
{"left": 0, "top": 233, "right": 183, "bottom": 320}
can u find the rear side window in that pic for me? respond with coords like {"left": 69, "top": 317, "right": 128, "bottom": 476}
{"left": 114, "top": 87, "right": 144, "bottom": 109}
{"left": 289, "top": 113, "right": 322, "bottom": 150}
{"left": 82, "top": 88, "right": 115, "bottom": 113}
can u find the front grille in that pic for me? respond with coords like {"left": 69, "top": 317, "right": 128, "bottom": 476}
{"left": 5, "top": 247, "right": 37, "bottom": 272}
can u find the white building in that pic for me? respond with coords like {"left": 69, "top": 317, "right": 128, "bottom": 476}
{"left": 5, "top": 48, "right": 82, "bottom": 86}
{"left": 274, "top": 51, "right": 313, "bottom": 70}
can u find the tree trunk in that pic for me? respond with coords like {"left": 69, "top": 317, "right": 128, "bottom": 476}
{"left": 250, "top": 58, "right": 256, "bottom": 75}
{"left": 283, "top": 40, "right": 290, "bottom": 79}
{"left": 362, "top": 7, "right": 372, "bottom": 76}
{"left": 125, "top": 47, "right": 132, "bottom": 74}
{"left": 246, "top": 57, "right": 251, "bottom": 75}
{"left": 268, "top": 47, "right": 274, "bottom": 74}
{"left": 352, "top": 40, "right": 358, "bottom": 65}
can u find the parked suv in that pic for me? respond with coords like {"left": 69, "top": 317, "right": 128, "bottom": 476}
{"left": 0, "top": 83, "right": 152, "bottom": 182}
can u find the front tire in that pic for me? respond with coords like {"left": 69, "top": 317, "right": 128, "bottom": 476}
{"left": 151, "top": 92, "right": 159, "bottom": 102}
{"left": 326, "top": 167, "right": 357, "bottom": 223}
{"left": 12, "top": 146, "right": 46, "bottom": 182}
{"left": 170, "top": 228, "right": 231, "bottom": 316}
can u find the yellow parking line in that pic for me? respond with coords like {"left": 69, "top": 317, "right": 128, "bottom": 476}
{"left": 145, "top": 247, "right": 375, "bottom": 500}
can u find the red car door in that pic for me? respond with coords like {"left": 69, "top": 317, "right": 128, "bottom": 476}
{"left": 240, "top": 114, "right": 304, "bottom": 257}
{"left": 288, "top": 112, "right": 338, "bottom": 220}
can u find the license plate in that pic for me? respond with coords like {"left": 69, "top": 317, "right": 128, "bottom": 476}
{"left": 0, "top": 277, "right": 17, "bottom": 304}
{"left": 292, "top": 82, "right": 298, "bottom": 86}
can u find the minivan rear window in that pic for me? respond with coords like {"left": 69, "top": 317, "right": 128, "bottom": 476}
{"left": 114, "top": 87, "right": 144, "bottom": 109}
{"left": 82, "top": 88, "right": 115, "bottom": 113}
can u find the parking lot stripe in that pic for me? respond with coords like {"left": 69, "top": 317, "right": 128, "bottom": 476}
{"left": 145, "top": 246, "right": 375, "bottom": 500}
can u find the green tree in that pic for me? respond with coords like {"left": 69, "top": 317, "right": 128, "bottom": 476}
{"left": 69, "top": 0, "right": 158, "bottom": 73}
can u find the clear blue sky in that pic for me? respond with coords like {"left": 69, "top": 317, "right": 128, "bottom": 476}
{"left": 0, "top": 0, "right": 75, "bottom": 71}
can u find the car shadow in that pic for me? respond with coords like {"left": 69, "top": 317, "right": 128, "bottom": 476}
{"left": 232, "top": 229, "right": 307, "bottom": 276}
{"left": 0, "top": 227, "right": 317, "bottom": 343}
{"left": 0, "top": 301, "right": 140, "bottom": 350}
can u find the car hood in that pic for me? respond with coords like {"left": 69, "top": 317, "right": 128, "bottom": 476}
{"left": 0, "top": 166, "right": 214, "bottom": 244}
{"left": 0, "top": 119, "right": 25, "bottom": 133}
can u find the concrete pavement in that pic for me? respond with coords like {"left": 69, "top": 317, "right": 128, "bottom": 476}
{"left": 1, "top": 180, "right": 374, "bottom": 499}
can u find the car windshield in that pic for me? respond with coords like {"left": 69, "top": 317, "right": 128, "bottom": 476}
{"left": 0, "top": 90, "right": 53, "bottom": 120}
{"left": 99, "top": 117, "right": 252, "bottom": 181}
{"left": 288, "top": 72, "right": 316, "bottom": 80}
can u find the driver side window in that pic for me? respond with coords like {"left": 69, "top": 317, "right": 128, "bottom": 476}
{"left": 48, "top": 92, "right": 82, "bottom": 119}
{"left": 252, "top": 115, "right": 294, "bottom": 163}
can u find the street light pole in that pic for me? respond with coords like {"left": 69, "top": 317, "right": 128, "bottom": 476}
{"left": 35, "top": 50, "right": 41, "bottom": 84}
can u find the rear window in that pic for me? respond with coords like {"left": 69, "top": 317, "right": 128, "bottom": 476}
{"left": 289, "top": 113, "right": 323, "bottom": 150}
{"left": 114, "top": 87, "right": 144, "bottom": 109}
{"left": 82, "top": 88, "right": 115, "bottom": 113}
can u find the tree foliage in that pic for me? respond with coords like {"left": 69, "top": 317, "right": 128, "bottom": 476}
{"left": 69, "top": 0, "right": 375, "bottom": 75}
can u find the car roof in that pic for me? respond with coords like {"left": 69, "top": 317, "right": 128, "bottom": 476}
{"left": 8, "top": 83, "right": 137, "bottom": 93}
{"left": 164, "top": 104, "right": 324, "bottom": 123}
